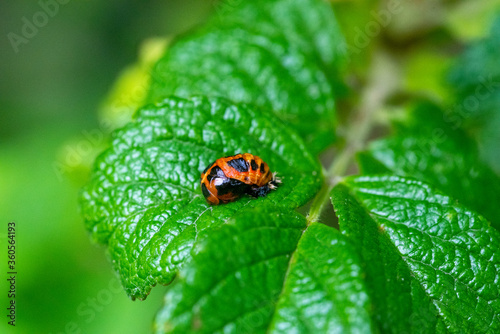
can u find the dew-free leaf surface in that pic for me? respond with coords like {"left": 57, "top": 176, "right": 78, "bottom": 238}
{"left": 80, "top": 96, "right": 321, "bottom": 299}
{"left": 358, "top": 102, "right": 500, "bottom": 228}
{"left": 154, "top": 205, "right": 373, "bottom": 333}
{"left": 148, "top": 0, "right": 345, "bottom": 154}
{"left": 332, "top": 175, "right": 500, "bottom": 333}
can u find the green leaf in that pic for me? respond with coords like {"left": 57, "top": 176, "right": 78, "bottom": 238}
{"left": 147, "top": 0, "right": 345, "bottom": 154}
{"left": 154, "top": 205, "right": 373, "bottom": 333}
{"left": 447, "top": 14, "right": 500, "bottom": 172}
{"left": 79, "top": 95, "right": 321, "bottom": 299}
{"left": 358, "top": 102, "right": 500, "bottom": 229}
{"left": 332, "top": 175, "right": 500, "bottom": 333}
{"left": 268, "top": 223, "right": 373, "bottom": 334}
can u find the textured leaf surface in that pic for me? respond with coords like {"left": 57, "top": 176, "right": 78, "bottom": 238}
{"left": 147, "top": 0, "right": 344, "bottom": 154}
{"left": 332, "top": 175, "right": 500, "bottom": 333}
{"left": 358, "top": 102, "right": 500, "bottom": 228}
{"left": 80, "top": 96, "right": 321, "bottom": 299}
{"left": 154, "top": 205, "right": 372, "bottom": 334}
{"left": 268, "top": 223, "right": 373, "bottom": 334}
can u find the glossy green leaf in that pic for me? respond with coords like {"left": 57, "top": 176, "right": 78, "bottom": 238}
{"left": 268, "top": 223, "right": 373, "bottom": 334}
{"left": 154, "top": 205, "right": 373, "bottom": 333}
{"left": 358, "top": 102, "right": 500, "bottom": 229}
{"left": 80, "top": 96, "right": 322, "bottom": 299}
{"left": 147, "top": 0, "right": 345, "bottom": 154}
{"left": 332, "top": 175, "right": 500, "bottom": 333}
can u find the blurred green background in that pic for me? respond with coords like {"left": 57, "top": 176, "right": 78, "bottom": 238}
{"left": 0, "top": 0, "right": 499, "bottom": 333}
{"left": 0, "top": 1, "right": 212, "bottom": 333}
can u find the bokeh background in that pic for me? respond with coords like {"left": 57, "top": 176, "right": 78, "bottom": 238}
{"left": 0, "top": 1, "right": 212, "bottom": 333}
{"left": 1, "top": 0, "right": 499, "bottom": 333}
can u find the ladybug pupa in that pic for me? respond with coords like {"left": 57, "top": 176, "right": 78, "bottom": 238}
{"left": 200, "top": 153, "right": 281, "bottom": 205}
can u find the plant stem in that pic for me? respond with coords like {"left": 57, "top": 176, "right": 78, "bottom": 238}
{"left": 307, "top": 49, "right": 401, "bottom": 224}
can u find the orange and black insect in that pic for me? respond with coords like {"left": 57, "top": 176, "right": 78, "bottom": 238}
{"left": 200, "top": 153, "right": 281, "bottom": 205}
